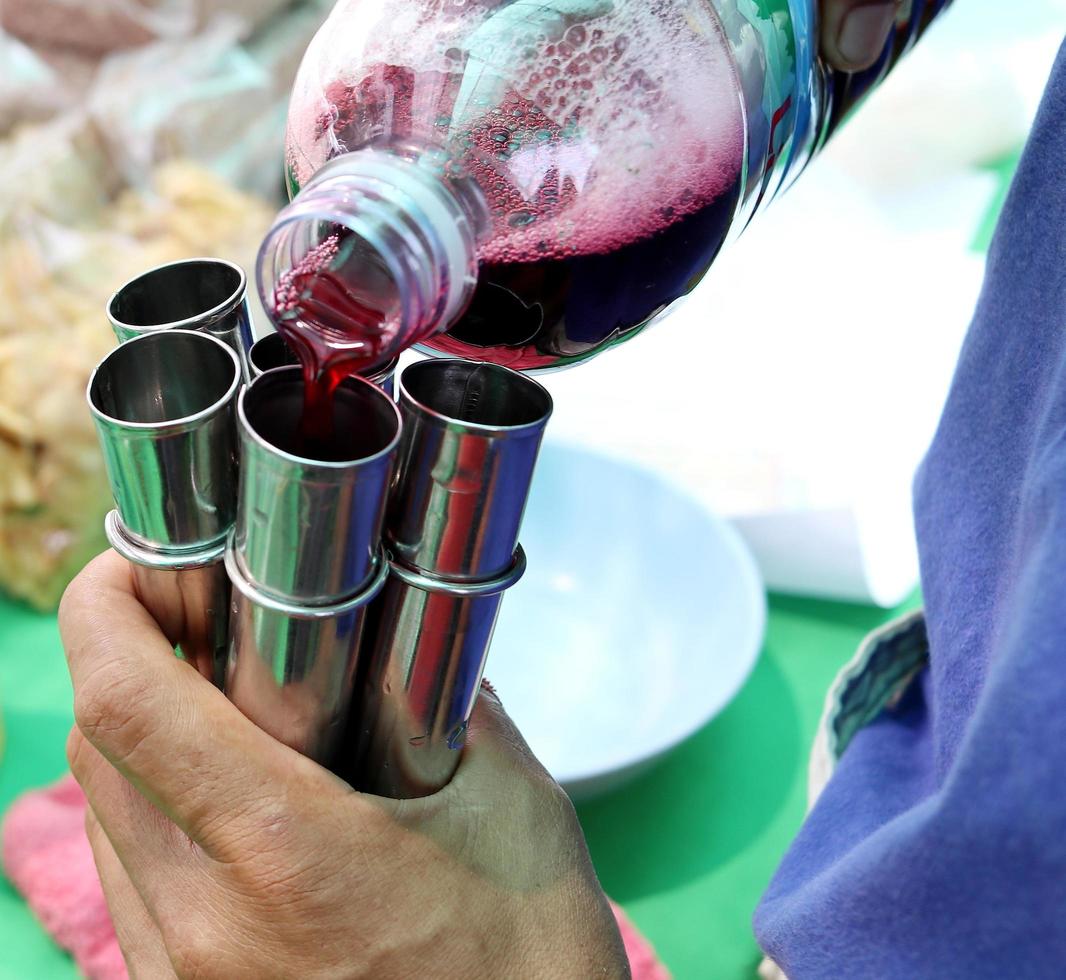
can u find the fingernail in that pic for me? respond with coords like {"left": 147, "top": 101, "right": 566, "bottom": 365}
{"left": 837, "top": 3, "right": 896, "bottom": 69}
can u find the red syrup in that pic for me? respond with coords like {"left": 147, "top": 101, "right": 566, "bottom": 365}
{"left": 271, "top": 233, "right": 400, "bottom": 457}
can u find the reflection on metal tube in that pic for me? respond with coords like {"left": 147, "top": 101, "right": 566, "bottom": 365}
{"left": 351, "top": 357, "right": 549, "bottom": 798}
{"left": 233, "top": 367, "right": 401, "bottom": 605}
{"left": 225, "top": 546, "right": 389, "bottom": 764}
{"left": 87, "top": 330, "right": 241, "bottom": 685}
{"left": 224, "top": 367, "right": 401, "bottom": 765}
{"left": 352, "top": 549, "right": 526, "bottom": 798}
{"left": 388, "top": 359, "right": 552, "bottom": 580}
{"left": 106, "top": 257, "right": 254, "bottom": 379}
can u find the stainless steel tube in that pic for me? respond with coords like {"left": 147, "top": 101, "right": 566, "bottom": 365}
{"left": 225, "top": 545, "right": 389, "bottom": 764}
{"left": 106, "top": 514, "right": 231, "bottom": 686}
{"left": 225, "top": 367, "right": 402, "bottom": 764}
{"left": 351, "top": 549, "right": 526, "bottom": 798}
{"left": 248, "top": 331, "right": 398, "bottom": 397}
{"left": 106, "top": 257, "right": 254, "bottom": 378}
{"left": 233, "top": 367, "right": 401, "bottom": 604}
{"left": 388, "top": 359, "right": 552, "bottom": 579}
{"left": 88, "top": 330, "right": 242, "bottom": 685}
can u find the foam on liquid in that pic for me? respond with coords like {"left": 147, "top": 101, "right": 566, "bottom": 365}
{"left": 286, "top": 0, "right": 745, "bottom": 263}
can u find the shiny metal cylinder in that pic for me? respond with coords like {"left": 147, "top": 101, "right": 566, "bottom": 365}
{"left": 88, "top": 330, "right": 242, "bottom": 687}
{"left": 225, "top": 543, "right": 389, "bottom": 765}
{"left": 106, "top": 257, "right": 253, "bottom": 378}
{"left": 88, "top": 330, "right": 241, "bottom": 550}
{"left": 248, "top": 331, "right": 398, "bottom": 397}
{"left": 107, "top": 513, "right": 231, "bottom": 686}
{"left": 352, "top": 549, "right": 526, "bottom": 798}
{"left": 234, "top": 367, "right": 401, "bottom": 605}
{"left": 388, "top": 359, "right": 552, "bottom": 580}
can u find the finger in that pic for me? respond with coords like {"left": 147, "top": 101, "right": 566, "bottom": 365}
{"left": 821, "top": 0, "right": 900, "bottom": 72}
{"left": 85, "top": 806, "right": 178, "bottom": 978}
{"left": 452, "top": 681, "right": 555, "bottom": 791}
{"left": 68, "top": 725, "right": 195, "bottom": 879}
{"left": 59, "top": 551, "right": 335, "bottom": 860}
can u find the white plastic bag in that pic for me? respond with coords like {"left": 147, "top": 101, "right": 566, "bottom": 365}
{"left": 1, "top": 0, "right": 296, "bottom": 55}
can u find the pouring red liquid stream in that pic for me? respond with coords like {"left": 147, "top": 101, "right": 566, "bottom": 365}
{"left": 272, "top": 233, "right": 399, "bottom": 456}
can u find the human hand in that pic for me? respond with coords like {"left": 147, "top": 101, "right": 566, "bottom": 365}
{"left": 59, "top": 551, "right": 630, "bottom": 979}
{"left": 820, "top": 0, "right": 902, "bottom": 72}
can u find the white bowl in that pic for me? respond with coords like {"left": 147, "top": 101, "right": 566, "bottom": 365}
{"left": 488, "top": 442, "right": 766, "bottom": 801}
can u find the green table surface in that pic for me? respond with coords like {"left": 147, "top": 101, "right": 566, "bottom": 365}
{"left": 0, "top": 590, "right": 917, "bottom": 980}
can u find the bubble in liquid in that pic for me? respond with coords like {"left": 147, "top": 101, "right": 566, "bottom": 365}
{"left": 286, "top": 0, "right": 745, "bottom": 263}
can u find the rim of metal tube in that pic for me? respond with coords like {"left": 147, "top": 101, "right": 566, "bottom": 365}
{"left": 105, "top": 511, "right": 228, "bottom": 570}
{"left": 106, "top": 257, "right": 247, "bottom": 334}
{"left": 225, "top": 536, "right": 391, "bottom": 618}
{"left": 398, "top": 359, "right": 553, "bottom": 435}
{"left": 238, "top": 366, "right": 403, "bottom": 470}
{"left": 88, "top": 330, "right": 242, "bottom": 434}
{"left": 386, "top": 545, "right": 526, "bottom": 596}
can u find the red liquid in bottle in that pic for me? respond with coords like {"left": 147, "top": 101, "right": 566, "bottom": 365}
{"left": 289, "top": 61, "right": 744, "bottom": 369}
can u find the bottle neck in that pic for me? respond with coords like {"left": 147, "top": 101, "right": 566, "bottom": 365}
{"left": 258, "top": 145, "right": 488, "bottom": 353}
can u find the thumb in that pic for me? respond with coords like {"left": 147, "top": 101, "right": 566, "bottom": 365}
{"left": 820, "top": 0, "right": 900, "bottom": 73}
{"left": 453, "top": 679, "right": 556, "bottom": 792}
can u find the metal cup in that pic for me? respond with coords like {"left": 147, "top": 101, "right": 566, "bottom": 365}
{"left": 388, "top": 359, "right": 552, "bottom": 580}
{"left": 248, "top": 331, "right": 399, "bottom": 397}
{"left": 350, "top": 549, "right": 526, "bottom": 798}
{"left": 89, "top": 330, "right": 241, "bottom": 550}
{"left": 106, "top": 257, "right": 253, "bottom": 378}
{"left": 106, "top": 514, "right": 231, "bottom": 686}
{"left": 225, "top": 544, "right": 389, "bottom": 765}
{"left": 225, "top": 366, "right": 402, "bottom": 764}
{"left": 233, "top": 367, "right": 401, "bottom": 605}
{"left": 88, "top": 330, "right": 242, "bottom": 684}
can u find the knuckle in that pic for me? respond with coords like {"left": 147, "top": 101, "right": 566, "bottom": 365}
{"left": 165, "top": 923, "right": 220, "bottom": 980}
{"left": 58, "top": 552, "right": 114, "bottom": 643}
{"left": 57, "top": 569, "right": 92, "bottom": 641}
{"left": 204, "top": 797, "right": 297, "bottom": 869}
{"left": 66, "top": 725, "right": 94, "bottom": 781}
{"left": 73, "top": 661, "right": 157, "bottom": 765}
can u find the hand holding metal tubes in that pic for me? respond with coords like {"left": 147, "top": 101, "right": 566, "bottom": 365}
{"left": 76, "top": 291, "right": 627, "bottom": 976}
{"left": 61, "top": 553, "right": 629, "bottom": 979}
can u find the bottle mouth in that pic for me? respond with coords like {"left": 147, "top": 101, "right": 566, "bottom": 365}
{"left": 257, "top": 147, "right": 484, "bottom": 362}
{"left": 257, "top": 203, "right": 408, "bottom": 362}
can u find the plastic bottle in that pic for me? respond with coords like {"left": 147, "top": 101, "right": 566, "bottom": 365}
{"left": 258, "top": 0, "right": 953, "bottom": 373}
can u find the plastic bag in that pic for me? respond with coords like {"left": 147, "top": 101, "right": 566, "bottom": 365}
{"left": 87, "top": 6, "right": 331, "bottom": 199}
{"left": 0, "top": 3, "right": 339, "bottom": 608}
{"left": 1, "top": 0, "right": 296, "bottom": 55}
{"left": 0, "top": 114, "right": 274, "bottom": 609}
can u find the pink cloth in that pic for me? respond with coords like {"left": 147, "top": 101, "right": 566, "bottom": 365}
{"left": 1, "top": 778, "right": 126, "bottom": 980}
{"left": 3, "top": 776, "right": 669, "bottom": 979}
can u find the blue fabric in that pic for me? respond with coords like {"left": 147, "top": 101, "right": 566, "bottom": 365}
{"left": 754, "top": 40, "right": 1066, "bottom": 979}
